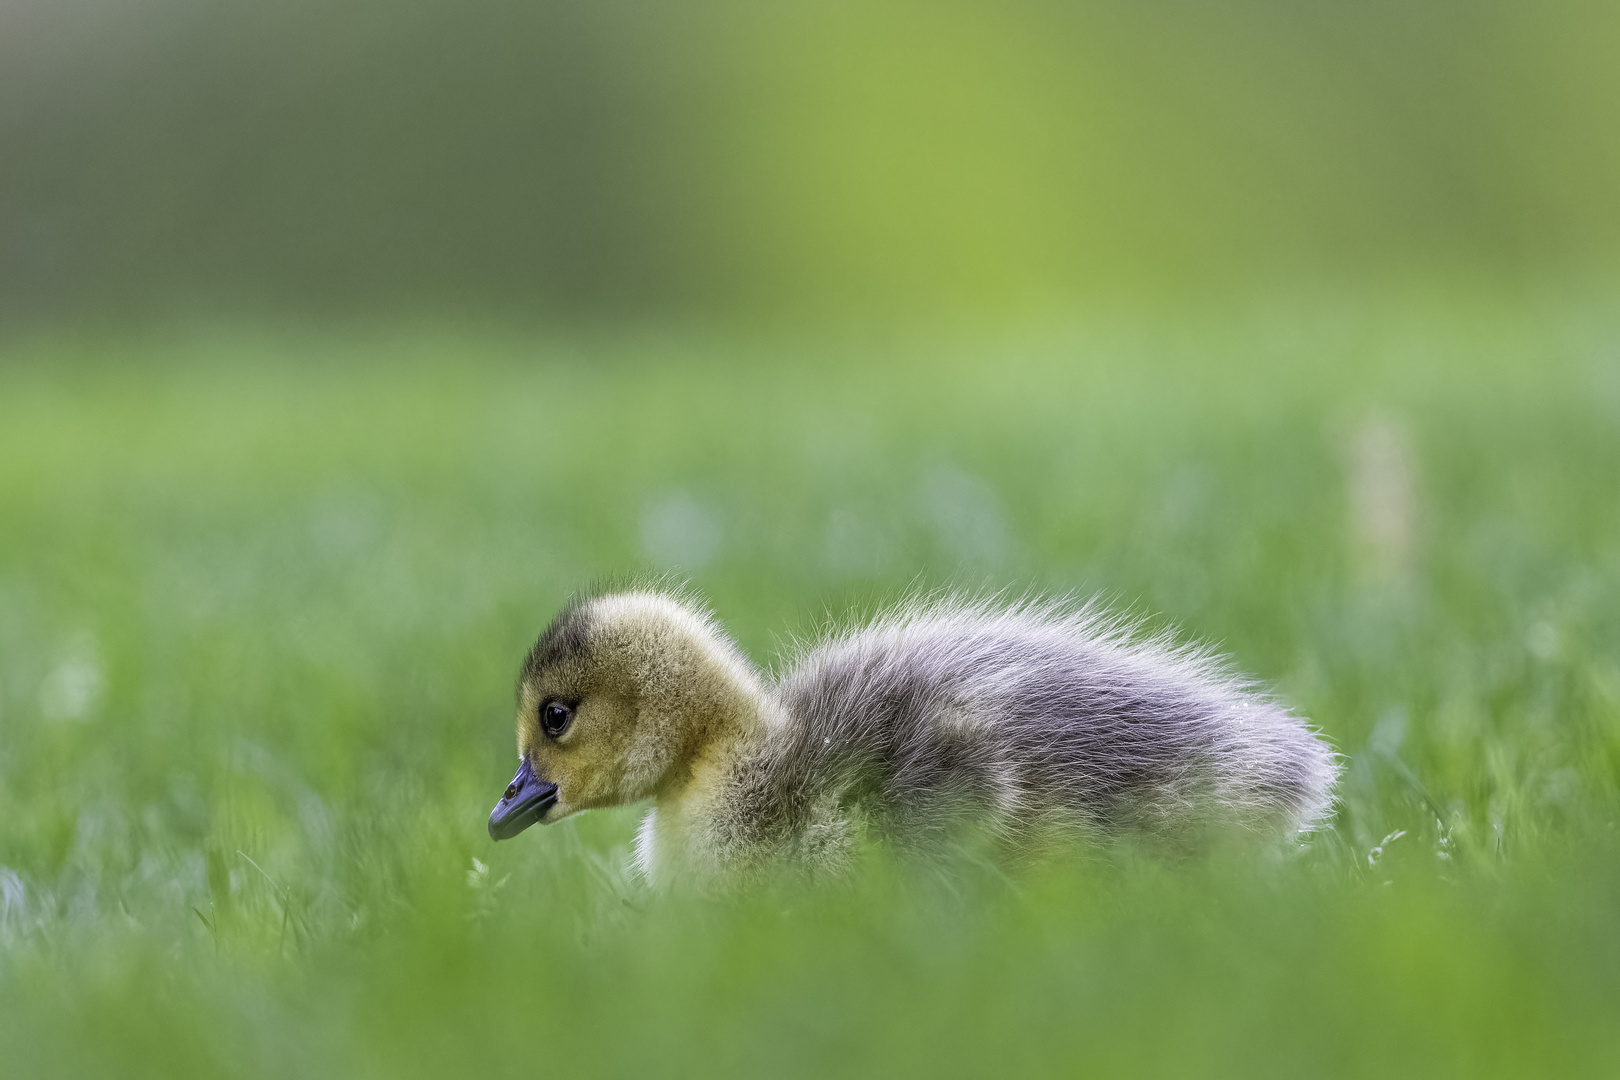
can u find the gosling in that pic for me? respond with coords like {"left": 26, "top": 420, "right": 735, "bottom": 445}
{"left": 488, "top": 588, "right": 1338, "bottom": 885}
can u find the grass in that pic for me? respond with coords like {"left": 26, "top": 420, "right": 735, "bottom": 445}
{"left": 1, "top": 301, "right": 1618, "bottom": 1077}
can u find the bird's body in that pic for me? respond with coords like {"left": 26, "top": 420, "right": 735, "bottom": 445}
{"left": 489, "top": 589, "right": 1338, "bottom": 887}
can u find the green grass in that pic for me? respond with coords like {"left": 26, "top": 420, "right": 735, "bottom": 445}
{"left": 2, "top": 303, "right": 1619, "bottom": 1077}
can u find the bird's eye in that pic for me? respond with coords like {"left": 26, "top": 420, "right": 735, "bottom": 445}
{"left": 541, "top": 702, "right": 573, "bottom": 738}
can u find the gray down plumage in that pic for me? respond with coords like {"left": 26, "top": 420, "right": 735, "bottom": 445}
{"left": 498, "top": 589, "right": 1340, "bottom": 884}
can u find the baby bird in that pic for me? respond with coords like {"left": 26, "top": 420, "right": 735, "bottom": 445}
{"left": 488, "top": 588, "right": 1338, "bottom": 885}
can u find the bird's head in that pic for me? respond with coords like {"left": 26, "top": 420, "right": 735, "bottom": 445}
{"left": 488, "top": 589, "right": 765, "bottom": 840}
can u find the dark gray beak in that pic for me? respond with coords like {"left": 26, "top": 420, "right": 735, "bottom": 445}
{"left": 488, "top": 758, "right": 558, "bottom": 840}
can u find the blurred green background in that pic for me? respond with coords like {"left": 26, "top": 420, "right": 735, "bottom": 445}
{"left": 5, "top": 0, "right": 1620, "bottom": 319}
{"left": 3, "top": 2, "right": 1620, "bottom": 1077}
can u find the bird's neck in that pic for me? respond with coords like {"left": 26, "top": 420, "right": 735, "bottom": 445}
{"left": 639, "top": 672, "right": 778, "bottom": 886}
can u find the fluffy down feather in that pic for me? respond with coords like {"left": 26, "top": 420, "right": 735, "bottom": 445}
{"left": 504, "top": 589, "right": 1339, "bottom": 885}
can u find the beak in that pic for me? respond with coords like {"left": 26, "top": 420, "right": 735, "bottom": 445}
{"left": 488, "top": 758, "right": 559, "bottom": 840}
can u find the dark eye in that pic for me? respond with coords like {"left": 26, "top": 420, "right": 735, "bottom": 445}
{"left": 541, "top": 702, "right": 573, "bottom": 738}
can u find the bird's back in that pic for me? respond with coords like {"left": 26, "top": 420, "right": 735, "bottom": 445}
{"left": 741, "top": 599, "right": 1336, "bottom": 860}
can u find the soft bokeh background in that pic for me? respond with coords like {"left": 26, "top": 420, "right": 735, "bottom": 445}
{"left": 6, "top": 0, "right": 1620, "bottom": 320}
{"left": 3, "top": 2, "right": 1620, "bottom": 1077}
